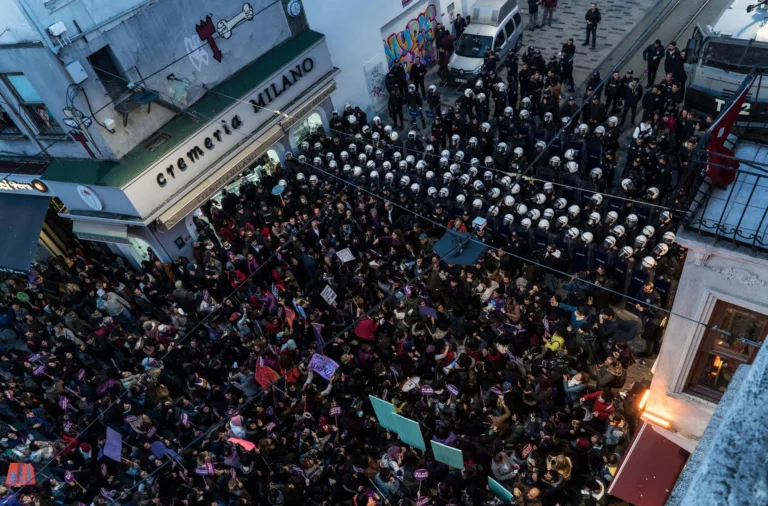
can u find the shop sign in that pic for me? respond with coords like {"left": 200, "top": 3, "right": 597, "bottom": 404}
{"left": 123, "top": 42, "right": 333, "bottom": 218}
{"left": 0, "top": 178, "right": 48, "bottom": 194}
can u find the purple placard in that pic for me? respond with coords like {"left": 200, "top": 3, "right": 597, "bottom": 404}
{"left": 403, "top": 285, "right": 413, "bottom": 296}
{"left": 230, "top": 467, "right": 236, "bottom": 479}
{"left": 416, "top": 497, "right": 429, "bottom": 506}
{"left": 104, "top": 427, "right": 123, "bottom": 462}
{"left": 124, "top": 415, "right": 137, "bottom": 423}
{"left": 33, "top": 365, "right": 46, "bottom": 376}
{"left": 181, "top": 412, "right": 190, "bottom": 426}
{"left": 266, "top": 407, "right": 274, "bottom": 416}
{"left": 147, "top": 426, "right": 157, "bottom": 438}
{"left": 100, "top": 463, "right": 108, "bottom": 476}
{"left": 100, "top": 488, "right": 111, "bottom": 499}
{"left": 489, "top": 387, "right": 502, "bottom": 395}
{"left": 4, "top": 390, "right": 14, "bottom": 400}
{"left": 194, "top": 466, "right": 208, "bottom": 476}
{"left": 390, "top": 366, "right": 399, "bottom": 377}
{"left": 64, "top": 471, "right": 74, "bottom": 484}
{"left": 77, "top": 369, "right": 86, "bottom": 381}
{"left": 420, "top": 385, "right": 434, "bottom": 395}
{"left": 266, "top": 422, "right": 276, "bottom": 432}
{"left": 28, "top": 353, "right": 41, "bottom": 362}
{"left": 505, "top": 350, "right": 525, "bottom": 367}
{"left": 330, "top": 406, "right": 342, "bottom": 416}
{"left": 414, "top": 468, "right": 429, "bottom": 481}
{"left": 418, "top": 305, "right": 438, "bottom": 319}
{"left": 205, "top": 462, "right": 215, "bottom": 475}
{"left": 63, "top": 421, "right": 73, "bottom": 433}
{"left": 308, "top": 354, "right": 339, "bottom": 380}
{"left": 59, "top": 396, "right": 70, "bottom": 410}
{"left": 447, "top": 384, "right": 459, "bottom": 396}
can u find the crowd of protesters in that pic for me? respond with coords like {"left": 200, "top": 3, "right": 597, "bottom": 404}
{"left": 0, "top": 25, "right": 698, "bottom": 506}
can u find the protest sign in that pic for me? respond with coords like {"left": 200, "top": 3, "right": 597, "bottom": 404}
{"left": 446, "top": 384, "right": 459, "bottom": 396}
{"left": 506, "top": 350, "right": 525, "bottom": 367}
{"left": 104, "top": 428, "right": 123, "bottom": 462}
{"left": 100, "top": 463, "right": 108, "bottom": 476}
{"left": 205, "top": 462, "right": 215, "bottom": 475}
{"left": 418, "top": 305, "right": 438, "bottom": 319}
{"left": 431, "top": 441, "right": 464, "bottom": 469}
{"left": 228, "top": 438, "right": 256, "bottom": 451}
{"left": 420, "top": 385, "right": 434, "bottom": 395}
{"left": 311, "top": 323, "right": 325, "bottom": 348}
{"left": 414, "top": 469, "right": 429, "bottom": 480}
{"left": 330, "top": 406, "right": 342, "bottom": 417}
{"left": 392, "top": 414, "right": 426, "bottom": 450}
{"left": 100, "top": 488, "right": 111, "bottom": 499}
{"left": 28, "top": 353, "right": 41, "bottom": 363}
{"left": 147, "top": 426, "right": 157, "bottom": 438}
{"left": 33, "top": 365, "right": 46, "bottom": 376}
{"left": 59, "top": 396, "right": 70, "bottom": 410}
{"left": 336, "top": 248, "right": 355, "bottom": 263}
{"left": 64, "top": 471, "right": 74, "bottom": 484}
{"left": 309, "top": 354, "right": 339, "bottom": 380}
{"left": 488, "top": 476, "right": 514, "bottom": 503}
{"left": 5, "top": 463, "right": 35, "bottom": 486}
{"left": 124, "top": 415, "right": 137, "bottom": 423}
{"left": 254, "top": 364, "right": 280, "bottom": 389}
{"left": 320, "top": 285, "right": 337, "bottom": 305}
{"left": 180, "top": 412, "right": 190, "bottom": 426}
{"left": 271, "top": 283, "right": 279, "bottom": 299}
{"left": 266, "top": 422, "right": 276, "bottom": 432}
{"left": 77, "top": 369, "right": 86, "bottom": 381}
{"left": 416, "top": 497, "right": 429, "bottom": 506}
{"left": 150, "top": 441, "right": 182, "bottom": 462}
{"left": 194, "top": 467, "right": 208, "bottom": 475}
{"left": 368, "top": 395, "right": 398, "bottom": 433}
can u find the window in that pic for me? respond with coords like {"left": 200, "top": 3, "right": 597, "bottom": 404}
{"left": 686, "top": 300, "right": 768, "bottom": 401}
{"left": 2, "top": 74, "right": 64, "bottom": 136}
{"left": 493, "top": 29, "right": 506, "bottom": 50}
{"left": 504, "top": 19, "right": 516, "bottom": 39}
{"left": 292, "top": 112, "right": 324, "bottom": 147}
{"left": 455, "top": 34, "right": 492, "bottom": 58}
{"left": 0, "top": 104, "right": 23, "bottom": 136}
{"left": 513, "top": 12, "right": 523, "bottom": 29}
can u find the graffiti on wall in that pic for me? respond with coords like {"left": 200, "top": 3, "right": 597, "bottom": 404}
{"left": 62, "top": 107, "right": 98, "bottom": 159}
{"left": 382, "top": 3, "right": 438, "bottom": 75}
{"left": 363, "top": 57, "right": 389, "bottom": 112}
{"left": 196, "top": 3, "right": 255, "bottom": 63}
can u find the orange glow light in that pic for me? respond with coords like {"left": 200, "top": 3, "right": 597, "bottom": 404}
{"left": 641, "top": 411, "right": 671, "bottom": 429}
{"left": 713, "top": 356, "right": 722, "bottom": 368}
{"left": 638, "top": 390, "right": 650, "bottom": 410}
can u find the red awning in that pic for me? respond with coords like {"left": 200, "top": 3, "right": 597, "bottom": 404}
{"left": 607, "top": 422, "right": 690, "bottom": 506}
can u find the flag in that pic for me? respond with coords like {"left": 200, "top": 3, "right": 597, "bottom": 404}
{"left": 104, "top": 427, "right": 123, "bottom": 462}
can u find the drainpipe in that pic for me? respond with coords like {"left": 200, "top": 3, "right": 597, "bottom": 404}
{"left": 16, "top": 0, "right": 60, "bottom": 54}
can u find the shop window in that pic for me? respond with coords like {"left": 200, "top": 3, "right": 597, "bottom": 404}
{"left": 292, "top": 112, "right": 324, "bottom": 147}
{"left": 0, "top": 105, "right": 23, "bottom": 136}
{"left": 686, "top": 300, "right": 768, "bottom": 402}
{"left": 2, "top": 74, "right": 64, "bottom": 136}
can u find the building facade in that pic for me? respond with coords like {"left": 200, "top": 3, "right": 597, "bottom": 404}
{"left": 303, "top": 0, "right": 471, "bottom": 115}
{"left": 0, "top": 0, "right": 337, "bottom": 270}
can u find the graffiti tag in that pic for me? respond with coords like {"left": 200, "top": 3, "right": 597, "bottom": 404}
{"left": 382, "top": 3, "right": 438, "bottom": 76}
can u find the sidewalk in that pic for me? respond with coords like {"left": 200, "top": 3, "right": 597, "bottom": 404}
{"left": 377, "top": 0, "right": 660, "bottom": 129}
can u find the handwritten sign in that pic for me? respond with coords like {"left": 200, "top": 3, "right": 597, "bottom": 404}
{"left": 414, "top": 469, "right": 429, "bottom": 481}
{"left": 447, "top": 384, "right": 459, "bottom": 396}
{"left": 320, "top": 285, "right": 337, "bottom": 305}
{"left": 330, "top": 406, "right": 342, "bottom": 417}
{"left": 336, "top": 248, "right": 355, "bottom": 263}
{"left": 33, "top": 365, "right": 46, "bottom": 376}
{"left": 308, "top": 354, "right": 339, "bottom": 380}
{"left": 420, "top": 385, "right": 434, "bottom": 395}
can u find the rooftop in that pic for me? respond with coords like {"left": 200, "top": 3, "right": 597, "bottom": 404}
{"left": 43, "top": 30, "right": 324, "bottom": 188}
{"left": 711, "top": 0, "right": 768, "bottom": 41}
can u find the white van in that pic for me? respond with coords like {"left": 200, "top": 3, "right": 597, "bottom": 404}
{"left": 448, "top": 0, "right": 523, "bottom": 84}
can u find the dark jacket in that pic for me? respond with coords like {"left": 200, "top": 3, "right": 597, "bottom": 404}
{"left": 585, "top": 8, "right": 602, "bottom": 25}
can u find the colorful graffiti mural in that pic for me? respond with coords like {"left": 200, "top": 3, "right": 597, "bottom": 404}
{"left": 382, "top": 3, "right": 438, "bottom": 76}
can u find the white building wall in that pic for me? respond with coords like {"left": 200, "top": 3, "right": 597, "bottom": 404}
{"left": 646, "top": 231, "right": 768, "bottom": 440}
{"left": 303, "top": 0, "right": 467, "bottom": 116}
{"left": 0, "top": 1, "right": 41, "bottom": 44}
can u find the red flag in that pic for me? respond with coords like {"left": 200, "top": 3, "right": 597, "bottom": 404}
{"left": 706, "top": 77, "right": 753, "bottom": 187}
{"left": 254, "top": 364, "right": 280, "bottom": 389}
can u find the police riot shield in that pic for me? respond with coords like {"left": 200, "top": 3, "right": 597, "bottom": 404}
{"left": 534, "top": 229, "right": 551, "bottom": 251}
{"left": 629, "top": 266, "right": 651, "bottom": 298}
{"left": 633, "top": 202, "right": 655, "bottom": 230}
{"left": 571, "top": 244, "right": 591, "bottom": 273}
{"left": 594, "top": 249, "right": 614, "bottom": 270}
{"left": 605, "top": 195, "right": 625, "bottom": 222}
{"left": 613, "top": 258, "right": 631, "bottom": 295}
{"left": 653, "top": 274, "right": 672, "bottom": 308}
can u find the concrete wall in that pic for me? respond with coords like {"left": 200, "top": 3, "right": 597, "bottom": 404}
{"left": 0, "top": 1, "right": 40, "bottom": 44}
{"left": 303, "top": 0, "right": 467, "bottom": 116}
{"left": 646, "top": 230, "right": 768, "bottom": 440}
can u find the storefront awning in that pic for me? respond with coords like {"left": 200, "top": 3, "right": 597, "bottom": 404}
{"left": 72, "top": 221, "right": 131, "bottom": 245}
{"left": 0, "top": 194, "right": 50, "bottom": 275}
{"left": 607, "top": 422, "right": 690, "bottom": 506}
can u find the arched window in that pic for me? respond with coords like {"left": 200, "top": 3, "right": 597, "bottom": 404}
{"left": 291, "top": 111, "right": 324, "bottom": 147}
